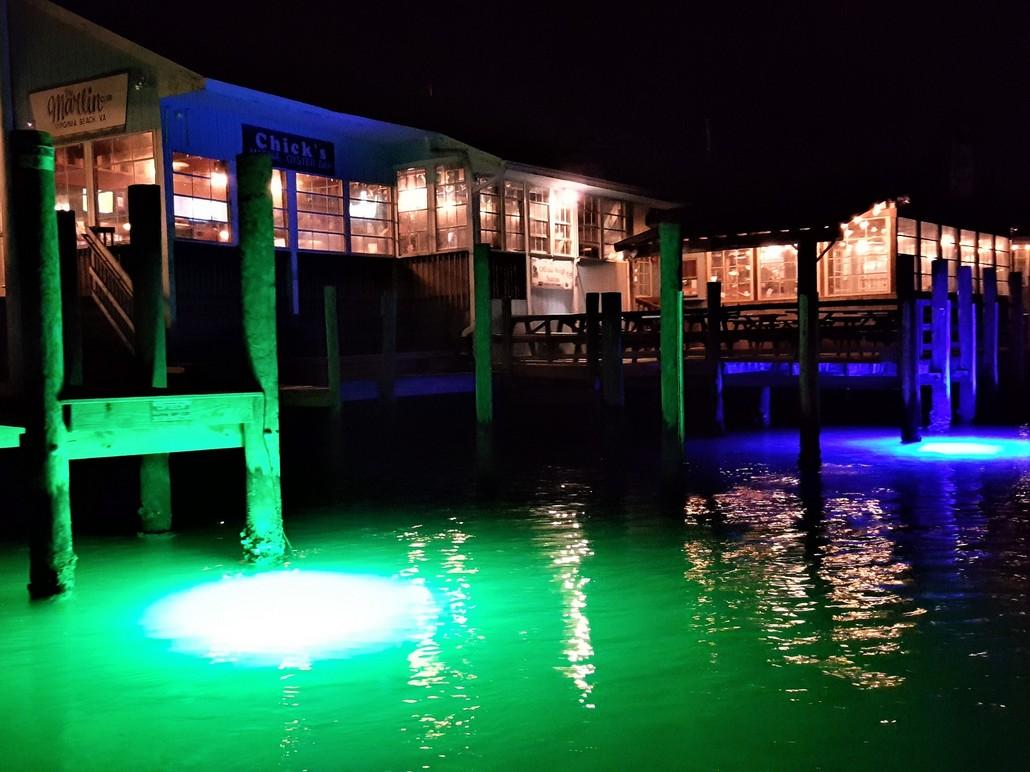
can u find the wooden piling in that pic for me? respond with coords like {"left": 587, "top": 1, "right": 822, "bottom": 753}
{"left": 981, "top": 267, "right": 1000, "bottom": 406}
{"left": 929, "top": 258, "right": 951, "bottom": 432}
{"left": 501, "top": 290, "right": 514, "bottom": 378}
{"left": 797, "top": 236, "right": 820, "bottom": 467}
{"left": 585, "top": 291, "right": 600, "bottom": 383}
{"left": 705, "top": 280, "right": 725, "bottom": 436}
{"left": 658, "top": 221, "right": 684, "bottom": 492}
{"left": 128, "top": 185, "right": 172, "bottom": 533}
{"left": 956, "top": 265, "right": 977, "bottom": 424}
{"left": 323, "top": 285, "right": 342, "bottom": 421}
{"left": 56, "top": 210, "right": 82, "bottom": 388}
{"left": 236, "top": 152, "right": 286, "bottom": 564}
{"left": 11, "top": 130, "right": 75, "bottom": 597}
{"left": 896, "top": 253, "right": 921, "bottom": 443}
{"left": 600, "top": 291, "right": 624, "bottom": 409}
{"left": 378, "top": 263, "right": 398, "bottom": 412}
{"left": 472, "top": 243, "right": 493, "bottom": 474}
{"left": 1008, "top": 271, "right": 1025, "bottom": 408}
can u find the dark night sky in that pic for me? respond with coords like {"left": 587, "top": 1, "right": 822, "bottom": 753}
{"left": 50, "top": 0, "right": 1030, "bottom": 222}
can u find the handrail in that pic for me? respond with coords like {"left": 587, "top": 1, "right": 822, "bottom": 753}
{"left": 80, "top": 227, "right": 134, "bottom": 351}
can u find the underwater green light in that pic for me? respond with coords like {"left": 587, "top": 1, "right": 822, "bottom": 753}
{"left": 142, "top": 570, "right": 436, "bottom": 668}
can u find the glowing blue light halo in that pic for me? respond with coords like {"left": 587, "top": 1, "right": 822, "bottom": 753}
{"left": 845, "top": 433, "right": 1030, "bottom": 462}
{"left": 141, "top": 569, "right": 438, "bottom": 668}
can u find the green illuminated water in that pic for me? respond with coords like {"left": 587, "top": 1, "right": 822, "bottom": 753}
{"left": 1, "top": 428, "right": 1028, "bottom": 770}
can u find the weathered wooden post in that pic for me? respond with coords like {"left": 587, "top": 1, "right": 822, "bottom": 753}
{"left": 705, "top": 280, "right": 725, "bottom": 436}
{"left": 981, "top": 267, "right": 1000, "bottom": 408}
{"left": 323, "top": 285, "right": 342, "bottom": 422}
{"left": 585, "top": 291, "right": 600, "bottom": 383}
{"left": 600, "top": 291, "right": 624, "bottom": 408}
{"left": 379, "top": 262, "right": 398, "bottom": 413}
{"left": 1008, "top": 271, "right": 1025, "bottom": 412}
{"left": 797, "top": 235, "right": 820, "bottom": 467}
{"left": 956, "top": 265, "right": 977, "bottom": 423}
{"left": 128, "top": 184, "right": 172, "bottom": 533}
{"left": 896, "top": 253, "right": 921, "bottom": 443}
{"left": 11, "top": 130, "right": 75, "bottom": 597}
{"left": 929, "top": 258, "right": 951, "bottom": 432}
{"left": 501, "top": 289, "right": 514, "bottom": 378}
{"left": 472, "top": 243, "right": 493, "bottom": 474}
{"left": 56, "top": 210, "right": 82, "bottom": 388}
{"left": 658, "top": 222, "right": 684, "bottom": 483}
{"left": 237, "top": 152, "right": 287, "bottom": 564}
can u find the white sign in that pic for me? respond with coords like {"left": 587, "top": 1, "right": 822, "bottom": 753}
{"left": 29, "top": 73, "right": 129, "bottom": 138}
{"left": 531, "top": 257, "right": 575, "bottom": 290}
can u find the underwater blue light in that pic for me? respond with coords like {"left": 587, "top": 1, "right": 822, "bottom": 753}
{"left": 142, "top": 570, "right": 437, "bottom": 668}
{"left": 846, "top": 434, "right": 1030, "bottom": 461}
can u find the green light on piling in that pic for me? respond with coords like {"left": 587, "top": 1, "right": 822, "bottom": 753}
{"left": 141, "top": 570, "right": 437, "bottom": 668}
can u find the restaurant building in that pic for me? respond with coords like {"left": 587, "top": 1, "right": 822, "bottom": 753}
{"left": 0, "top": 0, "right": 672, "bottom": 379}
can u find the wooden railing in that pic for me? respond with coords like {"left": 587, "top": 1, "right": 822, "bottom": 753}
{"left": 500, "top": 299, "right": 901, "bottom": 365}
{"left": 80, "top": 227, "right": 134, "bottom": 351}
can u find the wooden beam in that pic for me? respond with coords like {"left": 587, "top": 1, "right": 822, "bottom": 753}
{"left": 658, "top": 221, "right": 684, "bottom": 478}
{"left": 956, "top": 265, "right": 976, "bottom": 423}
{"left": 896, "top": 253, "right": 921, "bottom": 443}
{"left": 797, "top": 236, "right": 820, "bottom": 466}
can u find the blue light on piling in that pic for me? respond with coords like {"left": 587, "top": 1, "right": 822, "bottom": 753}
{"left": 141, "top": 570, "right": 437, "bottom": 668}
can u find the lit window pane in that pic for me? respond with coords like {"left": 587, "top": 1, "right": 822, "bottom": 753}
{"left": 295, "top": 172, "right": 345, "bottom": 253}
{"left": 172, "top": 152, "right": 232, "bottom": 243}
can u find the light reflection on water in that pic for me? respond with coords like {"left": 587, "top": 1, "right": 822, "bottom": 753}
{"left": 0, "top": 429, "right": 1027, "bottom": 769}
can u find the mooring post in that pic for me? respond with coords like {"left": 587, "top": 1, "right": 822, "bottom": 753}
{"left": 378, "top": 262, "right": 398, "bottom": 413}
{"left": 600, "top": 291, "right": 625, "bottom": 409}
{"left": 56, "top": 210, "right": 82, "bottom": 388}
{"left": 929, "top": 258, "right": 952, "bottom": 432}
{"left": 956, "top": 265, "right": 977, "bottom": 423}
{"left": 896, "top": 253, "right": 921, "bottom": 443}
{"left": 705, "top": 280, "right": 726, "bottom": 436}
{"left": 472, "top": 243, "right": 494, "bottom": 475}
{"left": 1008, "top": 272, "right": 1025, "bottom": 413}
{"left": 585, "top": 291, "right": 600, "bottom": 383}
{"left": 323, "top": 285, "right": 342, "bottom": 421}
{"left": 11, "top": 130, "right": 75, "bottom": 597}
{"left": 501, "top": 289, "right": 514, "bottom": 378}
{"left": 128, "top": 184, "right": 172, "bottom": 533}
{"left": 981, "top": 267, "right": 1000, "bottom": 408}
{"left": 658, "top": 221, "right": 685, "bottom": 484}
{"left": 237, "top": 152, "right": 287, "bottom": 564}
{"left": 797, "top": 236, "right": 820, "bottom": 467}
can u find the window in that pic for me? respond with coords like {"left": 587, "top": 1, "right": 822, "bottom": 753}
{"left": 92, "top": 131, "right": 155, "bottom": 241}
{"left": 709, "top": 249, "right": 753, "bottom": 302}
{"left": 504, "top": 182, "right": 524, "bottom": 252}
{"left": 528, "top": 187, "right": 549, "bottom": 254}
{"left": 551, "top": 190, "right": 574, "bottom": 256}
{"left": 296, "top": 173, "right": 345, "bottom": 252}
{"left": 632, "top": 256, "right": 657, "bottom": 299}
{"left": 757, "top": 244, "right": 797, "bottom": 299}
{"left": 602, "top": 199, "right": 627, "bottom": 257}
{"left": 54, "top": 144, "right": 88, "bottom": 237}
{"left": 825, "top": 210, "right": 890, "bottom": 297}
{"left": 435, "top": 165, "right": 468, "bottom": 251}
{"left": 479, "top": 183, "right": 501, "bottom": 249}
{"left": 579, "top": 195, "right": 601, "bottom": 258}
{"left": 920, "top": 222, "right": 940, "bottom": 291}
{"left": 397, "top": 167, "right": 429, "bottom": 256}
{"left": 271, "top": 169, "right": 288, "bottom": 248}
{"left": 171, "top": 153, "right": 230, "bottom": 242}
{"left": 683, "top": 250, "right": 702, "bottom": 297}
{"left": 995, "top": 234, "right": 1011, "bottom": 295}
{"left": 349, "top": 182, "right": 394, "bottom": 255}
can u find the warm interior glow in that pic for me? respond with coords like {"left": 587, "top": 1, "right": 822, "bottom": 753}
{"left": 397, "top": 187, "right": 426, "bottom": 213}
{"left": 210, "top": 171, "right": 228, "bottom": 189}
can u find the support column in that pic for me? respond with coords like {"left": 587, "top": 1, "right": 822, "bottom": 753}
{"left": 981, "top": 267, "right": 1000, "bottom": 407}
{"left": 378, "top": 262, "right": 398, "bottom": 413}
{"left": 956, "top": 265, "right": 976, "bottom": 423}
{"left": 472, "top": 243, "right": 493, "bottom": 474}
{"left": 600, "top": 291, "right": 624, "bottom": 408}
{"left": 501, "top": 289, "right": 514, "bottom": 378}
{"left": 56, "top": 210, "right": 82, "bottom": 387}
{"left": 929, "top": 258, "right": 951, "bottom": 432}
{"left": 896, "top": 253, "right": 921, "bottom": 442}
{"left": 1008, "top": 271, "right": 1025, "bottom": 413}
{"left": 323, "top": 285, "right": 342, "bottom": 421}
{"left": 585, "top": 291, "right": 600, "bottom": 383}
{"left": 12, "top": 131, "right": 75, "bottom": 597}
{"left": 705, "top": 280, "right": 725, "bottom": 436}
{"left": 797, "top": 236, "right": 820, "bottom": 468}
{"left": 128, "top": 185, "right": 172, "bottom": 533}
{"left": 658, "top": 221, "right": 684, "bottom": 480}
{"left": 237, "top": 152, "right": 286, "bottom": 564}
